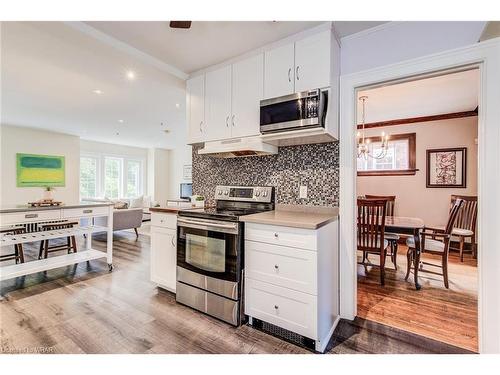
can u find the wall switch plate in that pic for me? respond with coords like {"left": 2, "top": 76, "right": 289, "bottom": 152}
{"left": 299, "top": 185, "right": 308, "bottom": 199}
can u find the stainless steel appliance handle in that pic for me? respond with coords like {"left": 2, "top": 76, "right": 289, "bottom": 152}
{"left": 177, "top": 217, "right": 238, "bottom": 232}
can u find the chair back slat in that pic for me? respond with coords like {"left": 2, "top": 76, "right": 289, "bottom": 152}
{"left": 451, "top": 195, "right": 477, "bottom": 231}
{"left": 445, "top": 198, "right": 465, "bottom": 234}
{"left": 357, "top": 198, "right": 387, "bottom": 252}
{"left": 365, "top": 195, "right": 396, "bottom": 216}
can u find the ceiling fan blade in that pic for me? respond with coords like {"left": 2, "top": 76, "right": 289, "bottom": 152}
{"left": 169, "top": 21, "right": 192, "bottom": 29}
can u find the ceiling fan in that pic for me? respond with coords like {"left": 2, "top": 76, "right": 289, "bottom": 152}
{"left": 169, "top": 21, "right": 192, "bottom": 29}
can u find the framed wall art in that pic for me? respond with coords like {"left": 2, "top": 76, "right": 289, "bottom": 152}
{"left": 426, "top": 147, "right": 466, "bottom": 188}
{"left": 16, "top": 153, "right": 66, "bottom": 187}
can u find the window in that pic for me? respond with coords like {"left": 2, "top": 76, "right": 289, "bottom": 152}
{"left": 79, "top": 154, "right": 144, "bottom": 199}
{"left": 80, "top": 156, "right": 98, "bottom": 198}
{"left": 104, "top": 157, "right": 122, "bottom": 199}
{"left": 125, "top": 160, "right": 142, "bottom": 198}
{"left": 357, "top": 133, "right": 417, "bottom": 176}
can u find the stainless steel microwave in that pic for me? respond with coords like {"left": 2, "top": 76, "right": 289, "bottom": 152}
{"left": 260, "top": 88, "right": 328, "bottom": 134}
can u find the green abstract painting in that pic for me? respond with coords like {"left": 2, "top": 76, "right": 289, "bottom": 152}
{"left": 16, "top": 153, "right": 65, "bottom": 187}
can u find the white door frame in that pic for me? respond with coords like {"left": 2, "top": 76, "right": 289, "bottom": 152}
{"left": 339, "top": 38, "right": 500, "bottom": 353}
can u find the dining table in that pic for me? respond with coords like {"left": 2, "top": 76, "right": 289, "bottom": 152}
{"left": 385, "top": 216, "right": 425, "bottom": 290}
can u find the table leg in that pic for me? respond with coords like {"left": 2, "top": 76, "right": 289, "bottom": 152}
{"left": 413, "top": 230, "right": 422, "bottom": 290}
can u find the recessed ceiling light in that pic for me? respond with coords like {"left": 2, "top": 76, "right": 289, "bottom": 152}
{"left": 118, "top": 119, "right": 124, "bottom": 123}
{"left": 126, "top": 70, "right": 136, "bottom": 80}
{"left": 93, "top": 89, "right": 103, "bottom": 95}
{"left": 175, "top": 103, "right": 180, "bottom": 109}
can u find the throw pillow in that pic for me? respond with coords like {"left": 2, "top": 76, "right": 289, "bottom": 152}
{"left": 129, "top": 196, "right": 144, "bottom": 208}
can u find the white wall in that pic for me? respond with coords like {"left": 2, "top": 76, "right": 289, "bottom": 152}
{"left": 167, "top": 144, "right": 192, "bottom": 199}
{"left": 80, "top": 139, "right": 149, "bottom": 159}
{"left": 0, "top": 125, "right": 80, "bottom": 205}
{"left": 357, "top": 117, "right": 478, "bottom": 226}
{"left": 341, "top": 22, "right": 487, "bottom": 75}
{"left": 147, "top": 148, "right": 169, "bottom": 205}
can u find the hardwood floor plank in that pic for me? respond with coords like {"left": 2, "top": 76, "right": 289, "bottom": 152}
{"left": 1, "top": 233, "right": 476, "bottom": 354}
{"left": 357, "top": 245, "right": 478, "bottom": 352}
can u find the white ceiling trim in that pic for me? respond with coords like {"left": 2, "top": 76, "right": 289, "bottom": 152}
{"left": 64, "top": 21, "right": 189, "bottom": 80}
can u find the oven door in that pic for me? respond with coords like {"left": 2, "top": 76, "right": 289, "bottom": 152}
{"left": 260, "top": 89, "right": 327, "bottom": 133}
{"left": 177, "top": 217, "right": 240, "bottom": 283}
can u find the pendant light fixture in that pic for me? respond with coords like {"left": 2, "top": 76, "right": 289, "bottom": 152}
{"left": 357, "top": 95, "right": 389, "bottom": 160}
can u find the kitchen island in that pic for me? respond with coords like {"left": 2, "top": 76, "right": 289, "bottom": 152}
{"left": 0, "top": 202, "right": 114, "bottom": 282}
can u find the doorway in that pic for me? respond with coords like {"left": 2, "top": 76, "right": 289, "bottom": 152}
{"left": 355, "top": 69, "right": 479, "bottom": 351}
{"left": 338, "top": 39, "right": 500, "bottom": 354}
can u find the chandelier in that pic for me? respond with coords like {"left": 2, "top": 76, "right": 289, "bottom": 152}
{"left": 357, "top": 95, "right": 389, "bottom": 160}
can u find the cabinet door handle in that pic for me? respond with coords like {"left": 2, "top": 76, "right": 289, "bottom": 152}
{"left": 274, "top": 305, "right": 279, "bottom": 310}
{"left": 274, "top": 264, "right": 279, "bottom": 270}
{"left": 25, "top": 213, "right": 38, "bottom": 219}
{"left": 226, "top": 115, "right": 229, "bottom": 127}
{"left": 83, "top": 209, "right": 93, "bottom": 214}
{"left": 274, "top": 232, "right": 279, "bottom": 238}
{"left": 171, "top": 236, "right": 176, "bottom": 247}
{"left": 287, "top": 68, "right": 291, "bottom": 82}
{"left": 296, "top": 66, "right": 300, "bottom": 80}
{"left": 231, "top": 114, "right": 235, "bottom": 127}
{"left": 199, "top": 121, "right": 203, "bottom": 133}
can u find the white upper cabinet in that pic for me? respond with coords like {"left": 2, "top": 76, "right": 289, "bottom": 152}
{"left": 231, "top": 54, "right": 264, "bottom": 138}
{"left": 187, "top": 27, "right": 339, "bottom": 145}
{"left": 264, "top": 43, "right": 295, "bottom": 99}
{"left": 204, "top": 65, "right": 232, "bottom": 142}
{"left": 294, "top": 30, "right": 331, "bottom": 93}
{"left": 186, "top": 74, "right": 205, "bottom": 144}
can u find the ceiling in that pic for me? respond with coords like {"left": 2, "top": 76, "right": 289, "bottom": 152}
{"left": 1, "top": 21, "right": 386, "bottom": 149}
{"left": 85, "top": 21, "right": 387, "bottom": 74}
{"left": 357, "top": 69, "right": 480, "bottom": 124}
{"left": 1, "top": 22, "right": 186, "bottom": 149}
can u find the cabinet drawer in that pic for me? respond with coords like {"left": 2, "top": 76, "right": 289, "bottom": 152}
{"left": 151, "top": 213, "right": 177, "bottom": 229}
{"left": 62, "top": 206, "right": 109, "bottom": 219}
{"left": 245, "top": 278, "right": 317, "bottom": 339}
{"left": 245, "top": 223, "right": 317, "bottom": 250}
{"left": 1, "top": 210, "right": 61, "bottom": 225}
{"left": 246, "top": 241, "right": 317, "bottom": 295}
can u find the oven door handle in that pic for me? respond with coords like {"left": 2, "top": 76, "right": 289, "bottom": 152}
{"left": 177, "top": 218, "right": 238, "bottom": 233}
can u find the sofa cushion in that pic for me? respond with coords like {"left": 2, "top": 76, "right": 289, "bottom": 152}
{"left": 129, "top": 196, "right": 144, "bottom": 208}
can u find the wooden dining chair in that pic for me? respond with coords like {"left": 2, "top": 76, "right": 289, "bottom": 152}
{"left": 449, "top": 195, "right": 477, "bottom": 262}
{"left": 357, "top": 198, "right": 390, "bottom": 285}
{"left": 365, "top": 195, "right": 399, "bottom": 270}
{"left": 405, "top": 198, "right": 464, "bottom": 289}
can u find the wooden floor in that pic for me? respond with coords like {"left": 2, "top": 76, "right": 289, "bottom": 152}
{"left": 357, "top": 244, "right": 478, "bottom": 352}
{"left": 1, "top": 233, "right": 472, "bottom": 354}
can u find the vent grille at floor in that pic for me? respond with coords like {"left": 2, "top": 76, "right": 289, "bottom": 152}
{"left": 249, "top": 318, "right": 316, "bottom": 352}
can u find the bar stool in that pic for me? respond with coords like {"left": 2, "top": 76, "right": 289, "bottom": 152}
{"left": 0, "top": 226, "right": 26, "bottom": 264}
{"left": 38, "top": 221, "right": 78, "bottom": 259}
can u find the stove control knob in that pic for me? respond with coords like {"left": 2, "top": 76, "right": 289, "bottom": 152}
{"left": 218, "top": 190, "right": 222, "bottom": 195}
{"left": 255, "top": 191, "right": 261, "bottom": 197}
{"left": 224, "top": 190, "right": 229, "bottom": 196}
{"left": 263, "top": 191, "right": 268, "bottom": 197}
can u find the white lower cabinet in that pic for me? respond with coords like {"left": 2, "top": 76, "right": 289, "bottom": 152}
{"left": 150, "top": 213, "right": 177, "bottom": 293}
{"left": 244, "top": 220, "right": 339, "bottom": 353}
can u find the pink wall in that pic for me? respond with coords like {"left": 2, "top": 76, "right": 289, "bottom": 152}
{"left": 356, "top": 117, "right": 478, "bottom": 226}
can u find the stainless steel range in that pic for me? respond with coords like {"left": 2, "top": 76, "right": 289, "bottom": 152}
{"left": 176, "top": 185, "right": 274, "bottom": 326}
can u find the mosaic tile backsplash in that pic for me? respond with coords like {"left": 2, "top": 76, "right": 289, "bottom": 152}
{"left": 192, "top": 141, "right": 339, "bottom": 207}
